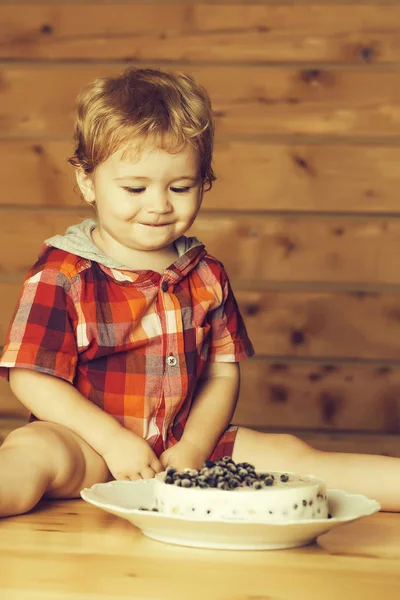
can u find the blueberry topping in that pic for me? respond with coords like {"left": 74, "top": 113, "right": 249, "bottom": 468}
{"left": 162, "top": 460, "right": 295, "bottom": 490}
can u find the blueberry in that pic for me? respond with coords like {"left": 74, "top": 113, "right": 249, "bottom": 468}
{"left": 280, "top": 474, "right": 289, "bottom": 483}
{"left": 237, "top": 462, "right": 251, "bottom": 469}
{"left": 165, "top": 476, "right": 174, "bottom": 484}
{"left": 228, "top": 479, "right": 239, "bottom": 489}
{"left": 217, "top": 481, "right": 230, "bottom": 490}
{"left": 252, "top": 481, "right": 264, "bottom": 489}
{"left": 181, "top": 479, "right": 192, "bottom": 488}
{"left": 185, "top": 468, "right": 198, "bottom": 477}
{"left": 204, "top": 460, "right": 215, "bottom": 468}
{"left": 166, "top": 466, "right": 176, "bottom": 475}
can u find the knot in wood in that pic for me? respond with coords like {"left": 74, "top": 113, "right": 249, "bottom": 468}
{"left": 268, "top": 384, "right": 288, "bottom": 404}
{"left": 32, "top": 144, "right": 44, "bottom": 155}
{"left": 359, "top": 46, "right": 375, "bottom": 64}
{"left": 300, "top": 69, "right": 322, "bottom": 85}
{"left": 291, "top": 329, "right": 305, "bottom": 346}
{"left": 40, "top": 23, "right": 54, "bottom": 35}
{"left": 245, "top": 304, "right": 259, "bottom": 317}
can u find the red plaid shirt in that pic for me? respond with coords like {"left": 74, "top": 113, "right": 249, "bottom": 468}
{"left": 0, "top": 235, "right": 254, "bottom": 454}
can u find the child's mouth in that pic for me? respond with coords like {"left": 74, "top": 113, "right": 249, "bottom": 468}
{"left": 138, "top": 223, "right": 169, "bottom": 227}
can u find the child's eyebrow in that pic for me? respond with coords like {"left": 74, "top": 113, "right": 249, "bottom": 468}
{"left": 114, "top": 175, "right": 198, "bottom": 182}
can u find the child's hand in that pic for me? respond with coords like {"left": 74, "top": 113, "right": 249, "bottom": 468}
{"left": 101, "top": 428, "right": 163, "bottom": 480}
{"left": 159, "top": 439, "right": 209, "bottom": 472}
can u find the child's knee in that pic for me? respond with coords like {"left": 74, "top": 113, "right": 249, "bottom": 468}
{"left": 281, "top": 434, "right": 315, "bottom": 455}
{"left": 2, "top": 423, "right": 50, "bottom": 455}
{"left": 233, "top": 428, "right": 318, "bottom": 471}
{"left": 2, "top": 422, "right": 88, "bottom": 494}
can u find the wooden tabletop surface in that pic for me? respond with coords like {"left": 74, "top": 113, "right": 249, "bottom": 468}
{"left": 1, "top": 499, "right": 400, "bottom": 600}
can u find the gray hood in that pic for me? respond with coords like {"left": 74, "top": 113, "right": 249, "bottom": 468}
{"left": 45, "top": 218, "right": 204, "bottom": 271}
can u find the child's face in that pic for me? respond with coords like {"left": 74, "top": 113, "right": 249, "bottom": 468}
{"left": 77, "top": 141, "right": 203, "bottom": 254}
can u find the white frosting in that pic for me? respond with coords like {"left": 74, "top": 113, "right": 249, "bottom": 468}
{"left": 154, "top": 471, "right": 328, "bottom": 522}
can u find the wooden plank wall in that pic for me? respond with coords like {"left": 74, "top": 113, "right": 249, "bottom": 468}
{"left": 1, "top": 1, "right": 400, "bottom": 456}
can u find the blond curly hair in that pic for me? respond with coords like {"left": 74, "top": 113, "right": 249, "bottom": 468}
{"left": 68, "top": 67, "right": 216, "bottom": 192}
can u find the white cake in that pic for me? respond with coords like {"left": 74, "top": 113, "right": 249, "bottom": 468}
{"left": 154, "top": 462, "right": 329, "bottom": 523}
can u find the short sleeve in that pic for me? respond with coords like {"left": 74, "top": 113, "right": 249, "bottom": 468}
{"left": 0, "top": 268, "right": 78, "bottom": 383}
{"left": 208, "top": 268, "right": 254, "bottom": 363}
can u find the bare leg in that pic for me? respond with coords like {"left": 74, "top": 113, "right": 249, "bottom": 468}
{"left": 232, "top": 427, "right": 400, "bottom": 512}
{"left": 0, "top": 421, "right": 111, "bottom": 517}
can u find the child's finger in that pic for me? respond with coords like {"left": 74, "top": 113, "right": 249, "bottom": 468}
{"left": 151, "top": 457, "right": 164, "bottom": 473}
{"left": 113, "top": 470, "right": 141, "bottom": 481}
{"left": 140, "top": 465, "right": 157, "bottom": 480}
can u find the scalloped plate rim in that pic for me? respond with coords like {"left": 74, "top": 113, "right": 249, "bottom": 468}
{"left": 80, "top": 479, "right": 381, "bottom": 527}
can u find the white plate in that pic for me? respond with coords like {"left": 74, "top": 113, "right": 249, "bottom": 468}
{"left": 80, "top": 480, "right": 380, "bottom": 550}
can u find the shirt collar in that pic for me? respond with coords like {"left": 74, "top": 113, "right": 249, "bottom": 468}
{"left": 44, "top": 218, "right": 206, "bottom": 284}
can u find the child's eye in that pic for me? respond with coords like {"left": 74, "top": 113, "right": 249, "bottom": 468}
{"left": 124, "top": 187, "right": 145, "bottom": 194}
{"left": 123, "top": 187, "right": 191, "bottom": 195}
{"left": 171, "top": 187, "right": 191, "bottom": 193}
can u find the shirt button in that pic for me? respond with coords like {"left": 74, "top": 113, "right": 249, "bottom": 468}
{"left": 166, "top": 355, "right": 177, "bottom": 367}
{"left": 161, "top": 281, "right": 169, "bottom": 292}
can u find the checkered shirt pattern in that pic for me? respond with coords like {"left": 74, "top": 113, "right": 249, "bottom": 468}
{"left": 0, "top": 240, "right": 254, "bottom": 456}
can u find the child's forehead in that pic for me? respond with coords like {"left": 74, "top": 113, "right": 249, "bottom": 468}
{"left": 105, "top": 141, "right": 199, "bottom": 174}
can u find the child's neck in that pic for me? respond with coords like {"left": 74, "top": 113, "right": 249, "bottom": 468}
{"left": 91, "top": 227, "right": 178, "bottom": 274}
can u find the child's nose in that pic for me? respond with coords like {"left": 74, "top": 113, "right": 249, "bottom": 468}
{"left": 147, "top": 191, "right": 172, "bottom": 214}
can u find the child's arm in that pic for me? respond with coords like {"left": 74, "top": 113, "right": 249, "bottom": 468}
{"left": 182, "top": 361, "right": 240, "bottom": 455}
{"left": 160, "top": 362, "right": 240, "bottom": 469}
{"left": 9, "top": 368, "right": 162, "bottom": 479}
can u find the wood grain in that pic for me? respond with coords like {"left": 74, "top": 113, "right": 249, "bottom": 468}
{"left": 318, "top": 514, "right": 400, "bottom": 558}
{"left": 2, "top": 359, "right": 400, "bottom": 434}
{"left": 7, "top": 0, "right": 400, "bottom": 4}
{"left": 233, "top": 360, "right": 400, "bottom": 433}
{"left": 3, "top": 414, "right": 400, "bottom": 457}
{"left": 0, "top": 502, "right": 399, "bottom": 600}
{"left": 2, "top": 65, "right": 400, "bottom": 137}
{"left": 236, "top": 289, "right": 400, "bottom": 359}
{"left": 1, "top": 4, "right": 399, "bottom": 63}
{"left": 4, "top": 139, "right": 400, "bottom": 213}
{"left": 1, "top": 0, "right": 400, "bottom": 453}
{"left": 3, "top": 279, "right": 400, "bottom": 359}
{"left": 2, "top": 208, "right": 400, "bottom": 284}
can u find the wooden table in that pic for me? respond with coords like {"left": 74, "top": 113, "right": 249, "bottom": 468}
{"left": 1, "top": 499, "right": 400, "bottom": 600}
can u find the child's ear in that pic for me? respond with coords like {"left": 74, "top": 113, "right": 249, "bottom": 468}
{"left": 75, "top": 168, "right": 96, "bottom": 205}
